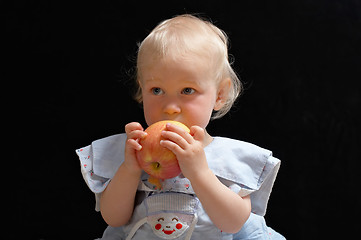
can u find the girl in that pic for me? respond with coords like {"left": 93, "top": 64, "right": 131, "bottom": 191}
{"left": 76, "top": 14, "right": 285, "bottom": 239}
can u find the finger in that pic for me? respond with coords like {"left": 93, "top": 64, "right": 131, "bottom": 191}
{"left": 127, "top": 129, "right": 148, "bottom": 140}
{"left": 125, "top": 122, "right": 144, "bottom": 134}
{"left": 161, "top": 130, "right": 189, "bottom": 149}
{"left": 127, "top": 139, "right": 143, "bottom": 151}
{"left": 165, "top": 123, "right": 193, "bottom": 143}
{"left": 190, "top": 126, "right": 205, "bottom": 142}
{"left": 125, "top": 122, "right": 147, "bottom": 140}
{"left": 160, "top": 139, "right": 183, "bottom": 155}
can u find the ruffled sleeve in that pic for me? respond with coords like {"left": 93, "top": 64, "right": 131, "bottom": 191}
{"left": 205, "top": 137, "right": 281, "bottom": 216}
{"left": 75, "top": 133, "right": 127, "bottom": 211}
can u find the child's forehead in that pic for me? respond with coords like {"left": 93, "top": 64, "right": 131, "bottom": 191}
{"left": 139, "top": 46, "right": 209, "bottom": 66}
{"left": 139, "top": 55, "right": 213, "bottom": 83}
{"left": 144, "top": 75, "right": 202, "bottom": 87}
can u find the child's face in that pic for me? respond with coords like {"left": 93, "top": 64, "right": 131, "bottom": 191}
{"left": 139, "top": 56, "right": 223, "bottom": 129}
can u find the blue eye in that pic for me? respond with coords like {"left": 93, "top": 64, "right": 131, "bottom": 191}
{"left": 182, "top": 88, "right": 195, "bottom": 95}
{"left": 152, "top": 88, "right": 164, "bottom": 95}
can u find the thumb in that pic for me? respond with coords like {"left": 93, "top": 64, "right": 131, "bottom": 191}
{"left": 190, "top": 126, "right": 205, "bottom": 142}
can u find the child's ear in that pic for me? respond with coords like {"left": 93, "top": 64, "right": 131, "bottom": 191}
{"left": 214, "top": 78, "right": 231, "bottom": 111}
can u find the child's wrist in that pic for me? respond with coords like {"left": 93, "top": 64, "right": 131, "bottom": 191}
{"left": 122, "top": 161, "right": 142, "bottom": 177}
{"left": 187, "top": 167, "right": 214, "bottom": 187}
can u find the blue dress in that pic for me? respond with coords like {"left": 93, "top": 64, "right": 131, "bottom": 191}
{"left": 76, "top": 134, "right": 285, "bottom": 239}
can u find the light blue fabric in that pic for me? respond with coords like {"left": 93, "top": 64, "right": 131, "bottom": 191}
{"left": 76, "top": 134, "right": 285, "bottom": 239}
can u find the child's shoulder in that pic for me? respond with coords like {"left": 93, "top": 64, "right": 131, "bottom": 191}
{"left": 207, "top": 136, "right": 273, "bottom": 159}
{"left": 76, "top": 133, "right": 127, "bottom": 179}
{"left": 206, "top": 136, "right": 279, "bottom": 190}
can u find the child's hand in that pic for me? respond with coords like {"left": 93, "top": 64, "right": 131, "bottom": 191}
{"left": 160, "top": 123, "right": 209, "bottom": 181}
{"left": 124, "top": 122, "right": 148, "bottom": 174}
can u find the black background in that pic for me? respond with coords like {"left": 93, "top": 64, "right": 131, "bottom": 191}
{"left": 4, "top": 0, "right": 360, "bottom": 239}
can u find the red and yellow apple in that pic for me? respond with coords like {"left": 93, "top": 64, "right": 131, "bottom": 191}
{"left": 136, "top": 120, "right": 190, "bottom": 182}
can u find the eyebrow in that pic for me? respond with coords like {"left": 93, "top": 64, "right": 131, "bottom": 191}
{"left": 143, "top": 77, "right": 162, "bottom": 85}
{"left": 148, "top": 77, "right": 200, "bottom": 85}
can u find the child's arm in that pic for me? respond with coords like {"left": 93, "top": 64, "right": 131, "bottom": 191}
{"left": 100, "top": 122, "right": 147, "bottom": 227}
{"left": 160, "top": 123, "right": 251, "bottom": 233}
{"left": 190, "top": 169, "right": 251, "bottom": 233}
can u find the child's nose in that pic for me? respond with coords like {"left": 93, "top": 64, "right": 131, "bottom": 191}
{"left": 163, "top": 100, "right": 181, "bottom": 115}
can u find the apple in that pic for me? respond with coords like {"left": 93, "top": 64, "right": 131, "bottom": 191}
{"left": 136, "top": 120, "right": 190, "bottom": 183}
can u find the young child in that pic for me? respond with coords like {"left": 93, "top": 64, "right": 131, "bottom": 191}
{"left": 76, "top": 14, "right": 285, "bottom": 240}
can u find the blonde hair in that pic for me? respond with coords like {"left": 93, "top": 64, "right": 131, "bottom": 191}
{"left": 134, "top": 14, "right": 242, "bottom": 119}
